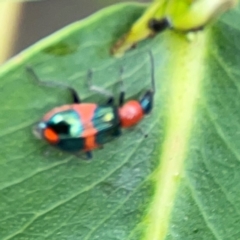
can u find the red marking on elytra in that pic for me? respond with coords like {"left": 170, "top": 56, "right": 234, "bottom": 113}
{"left": 44, "top": 127, "right": 59, "bottom": 143}
{"left": 73, "top": 104, "right": 99, "bottom": 151}
{"left": 43, "top": 105, "right": 73, "bottom": 121}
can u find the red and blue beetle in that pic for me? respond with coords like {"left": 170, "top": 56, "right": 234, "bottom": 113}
{"left": 27, "top": 52, "right": 155, "bottom": 159}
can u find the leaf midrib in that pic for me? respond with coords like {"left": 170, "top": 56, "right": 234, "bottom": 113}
{"left": 144, "top": 31, "right": 208, "bottom": 240}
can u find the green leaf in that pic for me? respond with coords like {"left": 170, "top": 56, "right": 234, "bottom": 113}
{"left": 0, "top": 2, "right": 239, "bottom": 240}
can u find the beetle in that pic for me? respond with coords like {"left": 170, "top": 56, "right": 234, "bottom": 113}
{"left": 27, "top": 51, "right": 155, "bottom": 159}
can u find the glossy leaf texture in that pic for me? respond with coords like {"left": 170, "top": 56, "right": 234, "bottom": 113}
{"left": 0, "top": 2, "right": 239, "bottom": 240}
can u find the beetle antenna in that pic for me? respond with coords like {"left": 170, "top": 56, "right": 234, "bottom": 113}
{"left": 148, "top": 50, "right": 155, "bottom": 94}
{"left": 118, "top": 66, "right": 125, "bottom": 106}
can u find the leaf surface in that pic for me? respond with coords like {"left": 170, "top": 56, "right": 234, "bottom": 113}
{"left": 0, "top": 2, "right": 239, "bottom": 240}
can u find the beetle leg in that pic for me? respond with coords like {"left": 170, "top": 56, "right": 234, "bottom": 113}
{"left": 87, "top": 69, "right": 114, "bottom": 105}
{"left": 85, "top": 151, "right": 93, "bottom": 159}
{"left": 26, "top": 66, "right": 81, "bottom": 104}
{"left": 73, "top": 151, "right": 92, "bottom": 160}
